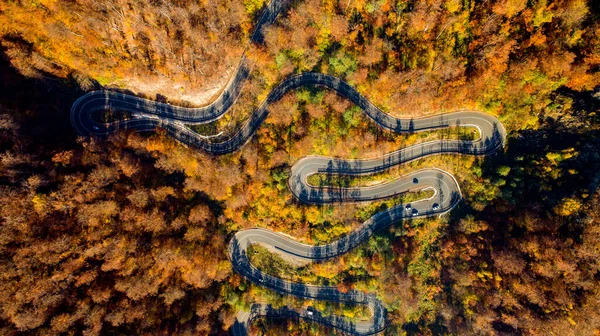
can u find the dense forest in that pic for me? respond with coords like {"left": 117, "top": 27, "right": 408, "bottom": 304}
{"left": 1, "top": 0, "right": 600, "bottom": 335}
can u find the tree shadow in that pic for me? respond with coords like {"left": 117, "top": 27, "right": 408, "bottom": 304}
{"left": 0, "top": 45, "right": 83, "bottom": 153}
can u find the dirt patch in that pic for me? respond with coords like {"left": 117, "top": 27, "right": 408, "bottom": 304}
{"left": 108, "top": 67, "right": 235, "bottom": 106}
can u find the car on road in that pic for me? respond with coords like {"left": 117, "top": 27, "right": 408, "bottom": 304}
{"left": 432, "top": 203, "right": 439, "bottom": 211}
{"left": 93, "top": 126, "right": 100, "bottom": 130}
{"left": 405, "top": 204, "right": 411, "bottom": 211}
{"left": 413, "top": 177, "right": 419, "bottom": 184}
{"left": 412, "top": 208, "right": 419, "bottom": 216}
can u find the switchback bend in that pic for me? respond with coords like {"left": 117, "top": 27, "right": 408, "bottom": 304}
{"left": 70, "top": 2, "right": 506, "bottom": 335}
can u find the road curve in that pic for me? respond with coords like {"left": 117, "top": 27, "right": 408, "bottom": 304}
{"left": 71, "top": 73, "right": 504, "bottom": 155}
{"left": 69, "top": 1, "right": 506, "bottom": 335}
{"left": 70, "top": 0, "right": 290, "bottom": 136}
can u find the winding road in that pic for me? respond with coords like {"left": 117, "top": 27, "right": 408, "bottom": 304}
{"left": 70, "top": 1, "right": 506, "bottom": 334}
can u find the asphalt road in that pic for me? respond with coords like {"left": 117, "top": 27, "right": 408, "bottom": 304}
{"left": 70, "top": 1, "right": 506, "bottom": 334}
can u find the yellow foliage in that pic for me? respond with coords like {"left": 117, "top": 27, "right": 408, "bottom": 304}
{"left": 493, "top": 0, "right": 527, "bottom": 18}
{"left": 553, "top": 197, "right": 582, "bottom": 216}
{"left": 313, "top": 262, "right": 339, "bottom": 280}
{"left": 32, "top": 194, "right": 48, "bottom": 215}
{"left": 462, "top": 294, "right": 479, "bottom": 316}
{"left": 444, "top": 0, "right": 462, "bottom": 13}
{"left": 242, "top": 0, "right": 266, "bottom": 16}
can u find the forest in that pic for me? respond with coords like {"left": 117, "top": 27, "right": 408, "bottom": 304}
{"left": 1, "top": 0, "right": 600, "bottom": 335}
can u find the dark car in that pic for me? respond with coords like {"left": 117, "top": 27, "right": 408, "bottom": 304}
{"left": 412, "top": 208, "right": 419, "bottom": 216}
{"left": 432, "top": 203, "right": 439, "bottom": 211}
{"left": 413, "top": 177, "right": 419, "bottom": 184}
{"left": 405, "top": 204, "right": 411, "bottom": 211}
